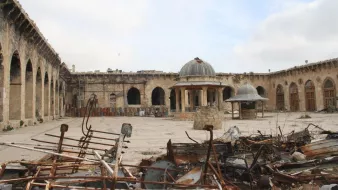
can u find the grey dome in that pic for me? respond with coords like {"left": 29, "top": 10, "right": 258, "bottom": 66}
{"left": 179, "top": 57, "right": 216, "bottom": 77}
{"left": 237, "top": 84, "right": 258, "bottom": 96}
{"left": 226, "top": 83, "right": 268, "bottom": 102}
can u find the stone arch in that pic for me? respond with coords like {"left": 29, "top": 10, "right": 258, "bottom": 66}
{"left": 276, "top": 84, "right": 285, "bottom": 110}
{"left": 44, "top": 72, "right": 49, "bottom": 116}
{"left": 151, "top": 87, "right": 165, "bottom": 105}
{"left": 127, "top": 87, "right": 141, "bottom": 105}
{"left": 256, "top": 86, "right": 266, "bottom": 97}
{"left": 223, "top": 86, "right": 234, "bottom": 101}
{"left": 0, "top": 43, "right": 3, "bottom": 121}
{"left": 289, "top": 82, "right": 299, "bottom": 111}
{"left": 110, "top": 92, "right": 116, "bottom": 106}
{"left": 169, "top": 89, "right": 176, "bottom": 110}
{"left": 323, "top": 77, "right": 336, "bottom": 109}
{"left": 59, "top": 81, "right": 64, "bottom": 116}
{"left": 304, "top": 80, "right": 316, "bottom": 111}
{"left": 35, "top": 67, "right": 42, "bottom": 119}
{"left": 25, "top": 60, "right": 33, "bottom": 118}
{"left": 9, "top": 50, "right": 22, "bottom": 120}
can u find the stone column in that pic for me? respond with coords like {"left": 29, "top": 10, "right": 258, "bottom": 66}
{"left": 175, "top": 88, "right": 180, "bottom": 112}
{"left": 41, "top": 74, "right": 45, "bottom": 121}
{"left": 1, "top": 38, "right": 9, "bottom": 124}
{"left": 198, "top": 90, "right": 202, "bottom": 106}
{"left": 181, "top": 87, "right": 186, "bottom": 112}
{"left": 207, "top": 89, "right": 211, "bottom": 105}
{"left": 217, "top": 88, "right": 223, "bottom": 110}
{"left": 284, "top": 85, "right": 290, "bottom": 111}
{"left": 202, "top": 87, "right": 208, "bottom": 106}
{"left": 20, "top": 61, "right": 25, "bottom": 121}
{"left": 189, "top": 90, "right": 194, "bottom": 111}
{"left": 32, "top": 68, "right": 36, "bottom": 122}
{"left": 298, "top": 85, "right": 306, "bottom": 112}
{"left": 185, "top": 90, "right": 189, "bottom": 107}
{"left": 315, "top": 82, "right": 323, "bottom": 111}
{"left": 48, "top": 78, "right": 51, "bottom": 120}
{"left": 53, "top": 78, "right": 56, "bottom": 118}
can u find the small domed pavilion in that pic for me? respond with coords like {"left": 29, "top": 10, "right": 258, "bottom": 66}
{"left": 226, "top": 83, "right": 268, "bottom": 119}
{"left": 171, "top": 57, "right": 227, "bottom": 116}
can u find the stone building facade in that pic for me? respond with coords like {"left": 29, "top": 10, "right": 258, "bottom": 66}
{"left": 1, "top": 0, "right": 338, "bottom": 128}
{"left": 0, "top": 1, "right": 69, "bottom": 128}
{"left": 66, "top": 58, "right": 338, "bottom": 115}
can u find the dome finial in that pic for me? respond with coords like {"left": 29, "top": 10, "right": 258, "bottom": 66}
{"left": 194, "top": 57, "right": 202, "bottom": 63}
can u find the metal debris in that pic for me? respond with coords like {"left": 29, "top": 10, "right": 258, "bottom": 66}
{"left": 0, "top": 95, "right": 338, "bottom": 189}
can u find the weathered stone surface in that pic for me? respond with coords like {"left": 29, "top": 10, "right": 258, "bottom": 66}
{"left": 193, "top": 106, "right": 223, "bottom": 130}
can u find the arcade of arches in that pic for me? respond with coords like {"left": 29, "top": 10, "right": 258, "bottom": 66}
{"left": 0, "top": 49, "right": 65, "bottom": 126}
{"left": 2, "top": 0, "right": 338, "bottom": 128}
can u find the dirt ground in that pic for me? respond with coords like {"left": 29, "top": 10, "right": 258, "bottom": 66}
{"left": 0, "top": 112, "right": 337, "bottom": 165}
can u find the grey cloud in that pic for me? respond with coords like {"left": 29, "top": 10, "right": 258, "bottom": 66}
{"left": 234, "top": 0, "right": 338, "bottom": 72}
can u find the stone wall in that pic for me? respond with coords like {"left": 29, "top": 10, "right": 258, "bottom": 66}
{"left": 0, "top": 5, "right": 66, "bottom": 127}
{"left": 193, "top": 106, "right": 223, "bottom": 130}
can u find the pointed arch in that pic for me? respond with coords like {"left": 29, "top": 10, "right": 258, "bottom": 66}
{"left": 276, "top": 84, "right": 285, "bottom": 110}
{"left": 223, "top": 86, "right": 234, "bottom": 100}
{"left": 256, "top": 86, "right": 266, "bottom": 97}
{"left": 9, "top": 51, "right": 22, "bottom": 120}
{"left": 44, "top": 72, "right": 49, "bottom": 116}
{"left": 169, "top": 89, "right": 176, "bottom": 110}
{"left": 59, "top": 81, "right": 64, "bottom": 116}
{"left": 323, "top": 78, "right": 336, "bottom": 109}
{"left": 127, "top": 87, "right": 140, "bottom": 105}
{"left": 289, "top": 82, "right": 299, "bottom": 111}
{"left": 25, "top": 60, "right": 33, "bottom": 118}
{"left": 151, "top": 87, "right": 165, "bottom": 105}
{"left": 304, "top": 80, "right": 316, "bottom": 111}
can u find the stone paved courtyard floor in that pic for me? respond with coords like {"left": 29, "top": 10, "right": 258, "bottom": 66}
{"left": 0, "top": 112, "right": 338, "bottom": 165}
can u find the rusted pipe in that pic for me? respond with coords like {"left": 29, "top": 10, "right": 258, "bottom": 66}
{"left": 50, "top": 124, "right": 68, "bottom": 177}
{"left": 93, "top": 150, "right": 114, "bottom": 176}
{"left": 0, "top": 164, "right": 6, "bottom": 178}
{"left": 45, "top": 133, "right": 115, "bottom": 147}
{"left": 211, "top": 143, "right": 223, "bottom": 180}
{"left": 203, "top": 125, "right": 214, "bottom": 184}
{"left": 185, "top": 131, "right": 199, "bottom": 144}
{"left": 31, "top": 138, "right": 107, "bottom": 151}
{"left": 0, "top": 143, "right": 99, "bottom": 163}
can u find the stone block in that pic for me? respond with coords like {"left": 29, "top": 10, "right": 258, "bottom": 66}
{"left": 193, "top": 106, "right": 223, "bottom": 130}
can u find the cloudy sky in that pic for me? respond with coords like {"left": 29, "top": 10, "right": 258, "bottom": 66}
{"left": 19, "top": 0, "right": 338, "bottom": 73}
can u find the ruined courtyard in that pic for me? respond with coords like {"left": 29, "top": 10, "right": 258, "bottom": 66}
{"left": 1, "top": 112, "right": 337, "bottom": 165}
{"left": 0, "top": 0, "right": 338, "bottom": 189}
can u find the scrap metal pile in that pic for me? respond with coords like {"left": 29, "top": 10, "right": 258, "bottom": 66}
{"left": 0, "top": 95, "right": 337, "bottom": 189}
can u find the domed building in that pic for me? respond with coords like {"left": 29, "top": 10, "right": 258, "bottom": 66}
{"left": 179, "top": 58, "right": 216, "bottom": 77}
{"left": 171, "top": 57, "right": 226, "bottom": 117}
{"left": 226, "top": 83, "right": 268, "bottom": 119}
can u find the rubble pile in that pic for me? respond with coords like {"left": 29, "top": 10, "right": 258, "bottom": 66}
{"left": 0, "top": 96, "right": 338, "bottom": 189}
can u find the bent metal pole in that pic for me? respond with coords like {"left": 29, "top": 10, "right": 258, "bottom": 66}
{"left": 0, "top": 142, "right": 100, "bottom": 164}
